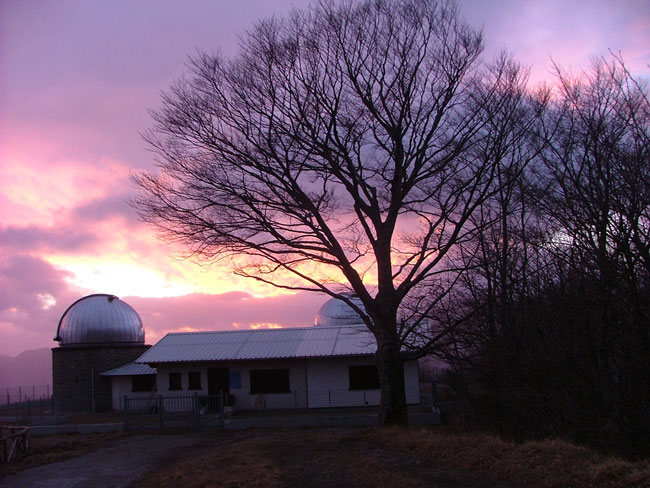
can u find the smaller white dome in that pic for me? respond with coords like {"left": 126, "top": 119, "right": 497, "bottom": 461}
{"left": 314, "top": 294, "right": 366, "bottom": 327}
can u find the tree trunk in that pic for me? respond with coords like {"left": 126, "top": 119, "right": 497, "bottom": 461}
{"left": 375, "top": 337, "right": 408, "bottom": 425}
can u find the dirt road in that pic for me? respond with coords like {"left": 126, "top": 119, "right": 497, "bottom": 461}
{"left": 0, "top": 434, "right": 200, "bottom": 488}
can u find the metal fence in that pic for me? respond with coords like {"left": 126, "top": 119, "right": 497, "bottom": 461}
{"left": 242, "top": 388, "right": 383, "bottom": 410}
{"left": 123, "top": 392, "right": 226, "bottom": 431}
{"left": 0, "top": 385, "right": 55, "bottom": 425}
{"left": 1, "top": 385, "right": 52, "bottom": 407}
{"left": 122, "top": 388, "right": 413, "bottom": 431}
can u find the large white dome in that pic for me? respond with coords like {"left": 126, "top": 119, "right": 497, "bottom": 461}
{"left": 314, "top": 294, "right": 366, "bottom": 327}
{"left": 54, "top": 294, "right": 144, "bottom": 346}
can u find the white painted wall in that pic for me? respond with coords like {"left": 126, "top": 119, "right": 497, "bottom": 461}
{"left": 305, "top": 357, "right": 420, "bottom": 407}
{"left": 109, "top": 376, "right": 158, "bottom": 411}
{"left": 119, "top": 356, "right": 420, "bottom": 411}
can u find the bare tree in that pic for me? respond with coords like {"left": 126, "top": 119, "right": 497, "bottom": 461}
{"left": 445, "top": 55, "right": 650, "bottom": 453}
{"left": 134, "top": 0, "right": 534, "bottom": 424}
{"left": 533, "top": 55, "right": 650, "bottom": 450}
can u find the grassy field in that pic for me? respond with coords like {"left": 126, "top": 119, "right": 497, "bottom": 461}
{"left": 2, "top": 427, "right": 649, "bottom": 487}
{"left": 131, "top": 427, "right": 650, "bottom": 488}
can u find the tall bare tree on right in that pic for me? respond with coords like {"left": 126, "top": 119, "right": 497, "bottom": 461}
{"left": 536, "top": 56, "right": 650, "bottom": 451}
{"left": 449, "top": 55, "right": 650, "bottom": 453}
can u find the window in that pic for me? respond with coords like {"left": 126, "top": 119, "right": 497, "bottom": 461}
{"left": 349, "top": 365, "right": 380, "bottom": 390}
{"left": 250, "top": 369, "right": 290, "bottom": 393}
{"left": 168, "top": 372, "right": 182, "bottom": 390}
{"left": 188, "top": 371, "right": 202, "bottom": 390}
{"left": 131, "top": 375, "right": 156, "bottom": 393}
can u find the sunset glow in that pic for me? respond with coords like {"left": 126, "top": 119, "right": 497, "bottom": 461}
{"left": 0, "top": 0, "right": 648, "bottom": 357}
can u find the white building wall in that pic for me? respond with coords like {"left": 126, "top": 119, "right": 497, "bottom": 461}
{"left": 305, "top": 357, "right": 420, "bottom": 408}
{"left": 153, "top": 363, "right": 208, "bottom": 412}
{"left": 109, "top": 376, "right": 158, "bottom": 411}
{"left": 133, "top": 356, "right": 419, "bottom": 411}
{"left": 306, "top": 356, "right": 376, "bottom": 407}
{"left": 227, "top": 359, "right": 308, "bottom": 410}
{"left": 153, "top": 360, "right": 308, "bottom": 411}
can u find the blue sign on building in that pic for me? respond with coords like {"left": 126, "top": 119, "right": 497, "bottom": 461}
{"left": 229, "top": 370, "right": 242, "bottom": 389}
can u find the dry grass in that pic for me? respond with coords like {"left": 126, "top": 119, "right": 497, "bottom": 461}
{"left": 371, "top": 427, "right": 650, "bottom": 488}
{"left": 133, "top": 427, "right": 650, "bottom": 488}
{"left": 132, "top": 429, "right": 467, "bottom": 488}
{"left": 3, "top": 427, "right": 648, "bottom": 487}
{"left": 138, "top": 436, "right": 285, "bottom": 488}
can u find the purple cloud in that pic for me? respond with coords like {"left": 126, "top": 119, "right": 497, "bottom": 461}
{"left": 0, "top": 254, "right": 81, "bottom": 354}
{"left": 0, "top": 225, "right": 98, "bottom": 253}
{"left": 72, "top": 193, "right": 139, "bottom": 226}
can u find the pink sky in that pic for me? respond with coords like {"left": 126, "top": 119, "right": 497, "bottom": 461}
{"left": 0, "top": 0, "right": 648, "bottom": 356}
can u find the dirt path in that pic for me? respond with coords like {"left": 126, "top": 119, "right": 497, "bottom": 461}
{"left": 0, "top": 434, "right": 200, "bottom": 488}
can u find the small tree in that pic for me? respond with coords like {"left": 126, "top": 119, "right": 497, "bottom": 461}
{"left": 134, "top": 0, "right": 535, "bottom": 424}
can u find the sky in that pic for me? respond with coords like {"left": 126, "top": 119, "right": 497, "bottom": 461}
{"left": 0, "top": 0, "right": 648, "bottom": 357}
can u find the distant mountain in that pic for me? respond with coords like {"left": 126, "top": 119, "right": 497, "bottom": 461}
{"left": 0, "top": 347, "right": 51, "bottom": 390}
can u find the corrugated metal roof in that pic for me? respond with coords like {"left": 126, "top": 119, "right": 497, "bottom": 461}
{"left": 135, "top": 325, "right": 376, "bottom": 364}
{"left": 100, "top": 362, "right": 157, "bottom": 376}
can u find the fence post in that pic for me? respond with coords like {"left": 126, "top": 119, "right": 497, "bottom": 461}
{"left": 27, "top": 399, "right": 31, "bottom": 424}
{"left": 124, "top": 396, "right": 130, "bottom": 431}
{"left": 158, "top": 395, "right": 164, "bottom": 430}
{"left": 193, "top": 392, "right": 199, "bottom": 430}
{"left": 328, "top": 389, "right": 331, "bottom": 412}
{"left": 219, "top": 391, "right": 224, "bottom": 430}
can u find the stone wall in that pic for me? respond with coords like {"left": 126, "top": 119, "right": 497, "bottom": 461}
{"left": 52, "top": 345, "right": 150, "bottom": 413}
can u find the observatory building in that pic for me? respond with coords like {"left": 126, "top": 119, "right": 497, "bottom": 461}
{"left": 52, "top": 294, "right": 150, "bottom": 412}
{"left": 53, "top": 293, "right": 421, "bottom": 412}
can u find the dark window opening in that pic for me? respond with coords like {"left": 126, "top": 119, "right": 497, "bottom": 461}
{"left": 132, "top": 375, "right": 156, "bottom": 393}
{"left": 349, "top": 365, "right": 380, "bottom": 390}
{"left": 168, "top": 372, "right": 182, "bottom": 390}
{"left": 250, "top": 369, "right": 290, "bottom": 394}
{"left": 188, "top": 371, "right": 202, "bottom": 390}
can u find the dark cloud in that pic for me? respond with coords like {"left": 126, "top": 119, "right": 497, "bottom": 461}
{"left": 0, "top": 225, "right": 98, "bottom": 253}
{"left": 72, "top": 193, "right": 140, "bottom": 226}
{"left": 0, "top": 254, "right": 82, "bottom": 354}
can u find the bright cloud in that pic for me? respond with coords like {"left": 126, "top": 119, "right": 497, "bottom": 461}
{"left": 248, "top": 323, "right": 284, "bottom": 330}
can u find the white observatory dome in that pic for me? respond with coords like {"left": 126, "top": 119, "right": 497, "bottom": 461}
{"left": 54, "top": 294, "right": 144, "bottom": 346}
{"left": 314, "top": 294, "right": 366, "bottom": 327}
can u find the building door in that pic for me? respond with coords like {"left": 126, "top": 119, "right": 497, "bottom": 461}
{"left": 207, "top": 367, "right": 229, "bottom": 412}
{"left": 207, "top": 367, "right": 229, "bottom": 395}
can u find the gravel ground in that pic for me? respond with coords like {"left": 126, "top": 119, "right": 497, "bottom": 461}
{"left": 0, "top": 434, "right": 200, "bottom": 488}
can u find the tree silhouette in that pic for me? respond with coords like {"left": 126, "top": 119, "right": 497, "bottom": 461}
{"left": 134, "top": 0, "right": 536, "bottom": 424}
